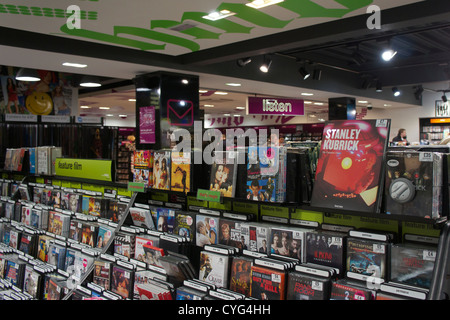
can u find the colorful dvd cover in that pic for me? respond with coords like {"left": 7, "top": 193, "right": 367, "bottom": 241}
{"left": 311, "top": 119, "right": 390, "bottom": 213}
{"left": 229, "top": 255, "right": 253, "bottom": 296}
{"left": 346, "top": 237, "right": 387, "bottom": 280}
{"left": 199, "top": 250, "right": 230, "bottom": 288}
{"left": 209, "top": 152, "right": 237, "bottom": 198}
{"left": 171, "top": 151, "right": 191, "bottom": 193}
{"left": 250, "top": 265, "right": 286, "bottom": 300}
{"left": 196, "top": 214, "right": 219, "bottom": 247}
{"left": 153, "top": 150, "right": 171, "bottom": 190}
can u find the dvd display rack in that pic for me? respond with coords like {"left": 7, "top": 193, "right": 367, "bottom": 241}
{"left": 0, "top": 118, "right": 449, "bottom": 300}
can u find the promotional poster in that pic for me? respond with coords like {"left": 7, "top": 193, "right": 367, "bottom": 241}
{"left": 311, "top": 119, "right": 390, "bottom": 213}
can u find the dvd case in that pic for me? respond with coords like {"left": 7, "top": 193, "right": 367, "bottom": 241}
{"left": 250, "top": 264, "right": 286, "bottom": 300}
{"left": 346, "top": 237, "right": 387, "bottom": 281}
{"left": 153, "top": 150, "right": 171, "bottom": 190}
{"left": 199, "top": 250, "right": 230, "bottom": 288}
{"left": 305, "top": 231, "right": 346, "bottom": 276}
{"left": 384, "top": 151, "right": 444, "bottom": 219}
{"left": 311, "top": 119, "right": 390, "bottom": 213}
{"left": 209, "top": 151, "right": 237, "bottom": 198}
{"left": 389, "top": 243, "right": 437, "bottom": 289}
{"left": 171, "top": 151, "right": 191, "bottom": 193}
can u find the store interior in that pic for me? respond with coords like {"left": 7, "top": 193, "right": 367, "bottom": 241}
{"left": 0, "top": 0, "right": 450, "bottom": 302}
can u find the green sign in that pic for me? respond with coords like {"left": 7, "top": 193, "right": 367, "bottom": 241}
{"left": 197, "top": 189, "right": 221, "bottom": 203}
{"left": 260, "top": 204, "right": 290, "bottom": 219}
{"left": 128, "top": 182, "right": 145, "bottom": 193}
{"left": 55, "top": 158, "right": 113, "bottom": 182}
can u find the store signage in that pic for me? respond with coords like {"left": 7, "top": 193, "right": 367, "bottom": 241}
{"left": 247, "top": 97, "right": 304, "bottom": 115}
{"left": 55, "top": 158, "right": 113, "bottom": 182}
{"left": 196, "top": 188, "right": 221, "bottom": 203}
{"left": 139, "top": 106, "right": 156, "bottom": 144}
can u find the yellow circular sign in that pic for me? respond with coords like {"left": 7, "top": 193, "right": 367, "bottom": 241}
{"left": 26, "top": 92, "right": 53, "bottom": 115}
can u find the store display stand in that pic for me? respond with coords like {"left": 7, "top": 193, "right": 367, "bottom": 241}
{"left": 61, "top": 191, "right": 138, "bottom": 300}
{"left": 428, "top": 220, "right": 450, "bottom": 300}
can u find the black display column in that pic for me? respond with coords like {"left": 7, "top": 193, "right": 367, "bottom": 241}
{"left": 328, "top": 97, "right": 356, "bottom": 120}
{"left": 134, "top": 71, "right": 200, "bottom": 150}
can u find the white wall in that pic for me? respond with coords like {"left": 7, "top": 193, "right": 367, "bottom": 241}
{"left": 103, "top": 115, "right": 136, "bottom": 127}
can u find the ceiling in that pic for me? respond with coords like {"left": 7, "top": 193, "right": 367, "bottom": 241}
{"left": 1, "top": 0, "right": 450, "bottom": 121}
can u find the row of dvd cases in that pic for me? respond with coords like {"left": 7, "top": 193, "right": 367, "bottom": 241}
{"left": 0, "top": 174, "right": 445, "bottom": 301}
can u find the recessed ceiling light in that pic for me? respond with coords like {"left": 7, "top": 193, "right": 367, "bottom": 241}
{"left": 301, "top": 93, "right": 314, "bottom": 96}
{"left": 358, "top": 100, "right": 368, "bottom": 103}
{"left": 224, "top": 113, "right": 231, "bottom": 116}
{"left": 99, "top": 107, "right": 110, "bottom": 110}
{"left": 233, "top": 114, "right": 241, "bottom": 117}
{"left": 226, "top": 83, "right": 241, "bottom": 87}
{"left": 304, "top": 101, "right": 312, "bottom": 104}
{"left": 62, "top": 62, "right": 87, "bottom": 68}
{"left": 203, "top": 104, "right": 215, "bottom": 108}
{"left": 214, "top": 91, "right": 228, "bottom": 95}
{"left": 384, "top": 104, "right": 391, "bottom": 107}
{"left": 203, "top": 10, "right": 236, "bottom": 21}
{"left": 314, "top": 102, "right": 324, "bottom": 105}
{"left": 128, "top": 99, "right": 136, "bottom": 102}
{"left": 119, "top": 115, "right": 127, "bottom": 117}
{"left": 199, "top": 89, "right": 208, "bottom": 93}
{"left": 236, "top": 107, "right": 245, "bottom": 110}
{"left": 246, "top": 0, "right": 284, "bottom": 9}
{"left": 106, "top": 114, "right": 114, "bottom": 117}
{"left": 309, "top": 114, "right": 316, "bottom": 117}
{"left": 80, "top": 106, "right": 90, "bottom": 109}
{"left": 15, "top": 68, "right": 40, "bottom": 82}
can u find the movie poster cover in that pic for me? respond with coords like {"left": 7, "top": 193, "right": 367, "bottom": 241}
{"left": 229, "top": 255, "right": 253, "bottom": 296}
{"left": 111, "top": 265, "right": 134, "bottom": 299}
{"left": 171, "top": 151, "right": 191, "bottom": 193}
{"left": 153, "top": 150, "right": 171, "bottom": 190}
{"left": 330, "top": 280, "right": 375, "bottom": 300}
{"left": 286, "top": 271, "right": 330, "bottom": 300}
{"left": 311, "top": 119, "right": 390, "bottom": 213}
{"left": 306, "top": 231, "right": 346, "bottom": 275}
{"left": 195, "top": 215, "right": 218, "bottom": 247}
{"left": 93, "top": 260, "right": 112, "bottom": 290}
{"left": 174, "top": 211, "right": 196, "bottom": 242}
{"left": 269, "top": 227, "right": 305, "bottom": 261}
{"left": 199, "top": 251, "right": 229, "bottom": 288}
{"left": 209, "top": 152, "right": 237, "bottom": 198}
{"left": 240, "top": 222, "right": 271, "bottom": 254}
{"left": 245, "top": 146, "right": 281, "bottom": 202}
{"left": 250, "top": 265, "right": 286, "bottom": 300}
{"left": 218, "top": 218, "right": 242, "bottom": 249}
{"left": 346, "top": 238, "right": 387, "bottom": 280}
{"left": 133, "top": 149, "right": 154, "bottom": 187}
{"left": 390, "top": 244, "right": 436, "bottom": 289}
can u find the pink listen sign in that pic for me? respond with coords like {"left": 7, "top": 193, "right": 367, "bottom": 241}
{"left": 247, "top": 96, "right": 304, "bottom": 116}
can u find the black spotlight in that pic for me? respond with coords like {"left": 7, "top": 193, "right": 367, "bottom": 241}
{"left": 413, "top": 85, "right": 424, "bottom": 100}
{"left": 298, "top": 66, "right": 311, "bottom": 80}
{"left": 312, "top": 68, "right": 322, "bottom": 80}
{"left": 392, "top": 87, "right": 401, "bottom": 97}
{"left": 442, "top": 94, "right": 448, "bottom": 103}
{"left": 237, "top": 57, "right": 252, "bottom": 67}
